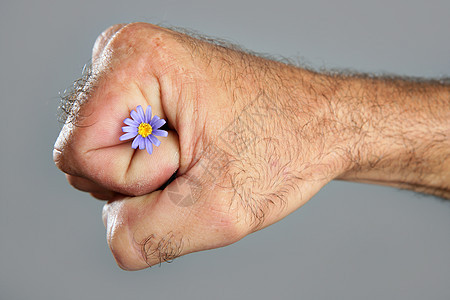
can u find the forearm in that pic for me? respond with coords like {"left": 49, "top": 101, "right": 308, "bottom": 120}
{"left": 218, "top": 45, "right": 450, "bottom": 198}
{"left": 330, "top": 74, "right": 450, "bottom": 198}
{"left": 163, "top": 28, "right": 450, "bottom": 199}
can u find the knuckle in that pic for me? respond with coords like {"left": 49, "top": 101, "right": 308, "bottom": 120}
{"left": 53, "top": 127, "right": 70, "bottom": 173}
{"left": 107, "top": 22, "right": 167, "bottom": 52}
{"left": 53, "top": 129, "right": 80, "bottom": 175}
{"left": 139, "top": 232, "right": 184, "bottom": 266}
{"left": 92, "top": 23, "right": 127, "bottom": 60}
{"left": 91, "top": 22, "right": 174, "bottom": 83}
{"left": 97, "top": 23, "right": 127, "bottom": 42}
{"left": 104, "top": 200, "right": 147, "bottom": 270}
{"left": 53, "top": 147, "right": 65, "bottom": 172}
{"left": 53, "top": 145, "right": 74, "bottom": 175}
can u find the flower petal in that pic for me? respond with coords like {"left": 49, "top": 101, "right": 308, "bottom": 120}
{"left": 145, "top": 138, "right": 153, "bottom": 155}
{"left": 120, "top": 132, "right": 138, "bottom": 141}
{"left": 139, "top": 137, "right": 146, "bottom": 149}
{"left": 131, "top": 136, "right": 141, "bottom": 149}
{"left": 152, "top": 129, "right": 168, "bottom": 137}
{"left": 130, "top": 110, "right": 143, "bottom": 123}
{"left": 151, "top": 118, "right": 166, "bottom": 130}
{"left": 124, "top": 118, "right": 139, "bottom": 127}
{"left": 149, "top": 134, "right": 161, "bottom": 147}
{"left": 150, "top": 115, "right": 160, "bottom": 126}
{"left": 122, "top": 126, "right": 138, "bottom": 133}
{"left": 137, "top": 105, "right": 145, "bottom": 123}
{"left": 145, "top": 105, "right": 152, "bottom": 123}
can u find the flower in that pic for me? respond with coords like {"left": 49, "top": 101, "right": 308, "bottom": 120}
{"left": 119, "top": 105, "right": 168, "bottom": 155}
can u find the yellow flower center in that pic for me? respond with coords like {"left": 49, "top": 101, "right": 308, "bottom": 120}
{"left": 138, "top": 123, "right": 152, "bottom": 137}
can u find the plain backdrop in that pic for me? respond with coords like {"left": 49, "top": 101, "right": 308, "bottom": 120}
{"left": 1, "top": 0, "right": 449, "bottom": 299}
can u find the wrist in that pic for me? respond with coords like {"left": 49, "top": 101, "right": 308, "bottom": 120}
{"left": 248, "top": 65, "right": 355, "bottom": 183}
{"left": 334, "top": 75, "right": 450, "bottom": 197}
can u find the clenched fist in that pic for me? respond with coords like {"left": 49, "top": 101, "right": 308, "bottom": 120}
{"left": 54, "top": 23, "right": 450, "bottom": 270}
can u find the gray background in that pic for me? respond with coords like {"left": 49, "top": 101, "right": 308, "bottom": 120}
{"left": 1, "top": 0, "right": 449, "bottom": 299}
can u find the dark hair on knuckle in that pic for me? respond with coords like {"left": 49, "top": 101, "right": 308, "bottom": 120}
{"left": 57, "top": 62, "right": 98, "bottom": 126}
{"left": 137, "top": 232, "right": 185, "bottom": 267}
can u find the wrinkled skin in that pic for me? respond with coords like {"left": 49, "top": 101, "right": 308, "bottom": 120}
{"left": 54, "top": 23, "right": 353, "bottom": 270}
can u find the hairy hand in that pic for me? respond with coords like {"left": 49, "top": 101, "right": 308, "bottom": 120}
{"left": 53, "top": 23, "right": 366, "bottom": 270}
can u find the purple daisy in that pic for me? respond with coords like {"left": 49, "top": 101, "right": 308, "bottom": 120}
{"left": 119, "top": 105, "right": 168, "bottom": 155}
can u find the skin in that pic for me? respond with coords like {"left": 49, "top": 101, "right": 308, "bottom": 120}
{"left": 53, "top": 23, "right": 450, "bottom": 270}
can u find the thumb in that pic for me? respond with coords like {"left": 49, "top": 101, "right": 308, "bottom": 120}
{"left": 102, "top": 174, "right": 242, "bottom": 270}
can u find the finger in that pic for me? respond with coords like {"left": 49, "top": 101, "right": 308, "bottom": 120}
{"left": 102, "top": 175, "right": 243, "bottom": 270}
{"left": 92, "top": 23, "right": 127, "bottom": 63}
{"left": 66, "top": 174, "right": 117, "bottom": 200}
{"left": 54, "top": 52, "right": 180, "bottom": 196}
{"left": 55, "top": 118, "right": 180, "bottom": 197}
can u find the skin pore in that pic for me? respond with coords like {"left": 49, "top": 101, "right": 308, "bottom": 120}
{"left": 54, "top": 23, "right": 449, "bottom": 270}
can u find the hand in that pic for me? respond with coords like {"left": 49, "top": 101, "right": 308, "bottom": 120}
{"left": 53, "top": 23, "right": 449, "bottom": 270}
{"left": 53, "top": 23, "right": 347, "bottom": 269}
